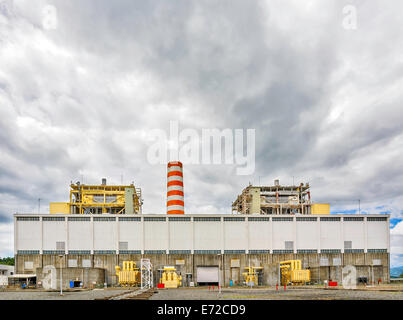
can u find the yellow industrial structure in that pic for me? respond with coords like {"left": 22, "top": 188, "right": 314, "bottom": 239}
{"left": 242, "top": 267, "right": 263, "bottom": 286}
{"left": 159, "top": 266, "right": 182, "bottom": 288}
{"left": 311, "top": 203, "right": 330, "bottom": 215}
{"left": 115, "top": 261, "right": 141, "bottom": 287}
{"left": 50, "top": 179, "right": 142, "bottom": 214}
{"left": 279, "top": 260, "right": 310, "bottom": 285}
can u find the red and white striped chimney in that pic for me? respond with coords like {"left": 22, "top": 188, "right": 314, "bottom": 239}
{"left": 167, "top": 161, "right": 184, "bottom": 214}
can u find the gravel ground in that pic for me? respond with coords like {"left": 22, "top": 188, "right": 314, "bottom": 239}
{"left": 149, "top": 286, "right": 403, "bottom": 300}
{"left": 1, "top": 286, "right": 402, "bottom": 300}
{"left": 0, "top": 288, "right": 137, "bottom": 300}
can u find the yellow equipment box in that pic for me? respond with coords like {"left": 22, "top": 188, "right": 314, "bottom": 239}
{"left": 115, "top": 261, "right": 140, "bottom": 286}
{"left": 311, "top": 203, "right": 330, "bottom": 215}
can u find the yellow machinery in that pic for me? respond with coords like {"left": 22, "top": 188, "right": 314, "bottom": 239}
{"left": 242, "top": 267, "right": 263, "bottom": 286}
{"left": 279, "top": 260, "right": 310, "bottom": 285}
{"left": 50, "top": 179, "right": 142, "bottom": 214}
{"left": 115, "top": 261, "right": 141, "bottom": 286}
{"left": 159, "top": 266, "right": 182, "bottom": 289}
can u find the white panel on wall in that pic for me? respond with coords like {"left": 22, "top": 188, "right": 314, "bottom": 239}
{"left": 144, "top": 222, "right": 167, "bottom": 250}
{"left": 320, "top": 222, "right": 342, "bottom": 249}
{"left": 169, "top": 222, "right": 192, "bottom": 250}
{"left": 17, "top": 221, "right": 42, "bottom": 251}
{"left": 367, "top": 222, "right": 388, "bottom": 249}
{"left": 119, "top": 221, "right": 142, "bottom": 250}
{"left": 68, "top": 221, "right": 92, "bottom": 251}
{"left": 296, "top": 221, "right": 318, "bottom": 249}
{"left": 344, "top": 221, "right": 365, "bottom": 249}
{"left": 224, "top": 222, "right": 247, "bottom": 250}
{"left": 82, "top": 259, "right": 92, "bottom": 268}
{"left": 68, "top": 259, "right": 77, "bottom": 267}
{"left": 93, "top": 221, "right": 117, "bottom": 250}
{"left": 272, "top": 222, "right": 293, "bottom": 249}
{"left": 194, "top": 222, "right": 221, "bottom": 250}
{"left": 43, "top": 221, "right": 67, "bottom": 250}
{"left": 248, "top": 222, "right": 271, "bottom": 250}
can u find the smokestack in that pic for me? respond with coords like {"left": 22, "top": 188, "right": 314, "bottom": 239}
{"left": 102, "top": 178, "right": 107, "bottom": 185}
{"left": 167, "top": 161, "right": 184, "bottom": 214}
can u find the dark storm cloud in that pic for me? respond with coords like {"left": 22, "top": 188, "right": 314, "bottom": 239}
{"left": 0, "top": 0, "right": 403, "bottom": 259}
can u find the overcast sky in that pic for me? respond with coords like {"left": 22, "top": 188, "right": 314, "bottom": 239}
{"left": 0, "top": 0, "right": 402, "bottom": 266}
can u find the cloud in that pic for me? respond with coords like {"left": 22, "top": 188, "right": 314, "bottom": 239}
{"left": 0, "top": 1, "right": 402, "bottom": 263}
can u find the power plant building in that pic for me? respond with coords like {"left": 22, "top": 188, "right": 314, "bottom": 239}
{"left": 13, "top": 176, "right": 390, "bottom": 288}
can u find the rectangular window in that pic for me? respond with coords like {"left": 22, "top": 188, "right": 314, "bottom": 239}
{"left": 17, "top": 217, "right": 40, "bottom": 221}
{"left": 297, "top": 249, "right": 318, "bottom": 254}
{"left": 119, "top": 250, "right": 141, "bottom": 254}
{"left": 93, "top": 250, "right": 116, "bottom": 254}
{"left": 119, "top": 242, "right": 128, "bottom": 250}
{"left": 333, "top": 258, "right": 342, "bottom": 266}
{"left": 249, "top": 250, "right": 270, "bottom": 254}
{"left": 224, "top": 250, "right": 245, "bottom": 254}
{"left": 320, "top": 217, "right": 340, "bottom": 221}
{"left": 285, "top": 241, "right": 294, "bottom": 250}
{"left": 224, "top": 217, "right": 245, "bottom": 221}
{"left": 24, "top": 261, "right": 34, "bottom": 270}
{"left": 68, "top": 250, "right": 91, "bottom": 255}
{"left": 344, "top": 217, "right": 364, "bottom": 221}
{"left": 367, "top": 249, "right": 387, "bottom": 253}
{"left": 248, "top": 217, "right": 270, "bottom": 221}
{"left": 194, "top": 217, "right": 221, "bottom": 222}
{"left": 344, "top": 241, "right": 352, "bottom": 249}
{"left": 17, "top": 250, "right": 40, "bottom": 255}
{"left": 367, "top": 217, "right": 387, "bottom": 221}
{"left": 321, "top": 249, "right": 341, "bottom": 254}
{"left": 93, "top": 217, "right": 116, "bottom": 222}
{"left": 169, "top": 250, "right": 191, "bottom": 254}
{"left": 296, "top": 217, "right": 317, "bottom": 221}
{"left": 194, "top": 250, "right": 221, "bottom": 254}
{"left": 119, "top": 217, "right": 141, "bottom": 221}
{"left": 68, "top": 217, "right": 91, "bottom": 221}
{"left": 43, "top": 250, "right": 65, "bottom": 254}
{"left": 43, "top": 217, "right": 65, "bottom": 221}
{"left": 273, "top": 217, "right": 293, "bottom": 222}
{"left": 344, "top": 249, "right": 364, "bottom": 253}
{"left": 169, "top": 217, "right": 191, "bottom": 221}
{"left": 144, "top": 217, "right": 166, "bottom": 222}
{"left": 272, "top": 250, "right": 293, "bottom": 254}
{"left": 144, "top": 250, "right": 166, "bottom": 254}
{"left": 56, "top": 242, "right": 65, "bottom": 250}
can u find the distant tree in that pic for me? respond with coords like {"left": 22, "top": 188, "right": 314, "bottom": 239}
{"left": 0, "top": 257, "right": 14, "bottom": 266}
{"left": 400, "top": 273, "right": 403, "bottom": 278}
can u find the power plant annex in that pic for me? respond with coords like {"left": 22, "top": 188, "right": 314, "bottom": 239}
{"left": 13, "top": 161, "right": 390, "bottom": 289}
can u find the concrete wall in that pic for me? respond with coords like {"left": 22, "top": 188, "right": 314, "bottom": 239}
{"left": 16, "top": 252, "right": 390, "bottom": 287}
{"left": 36, "top": 266, "right": 105, "bottom": 289}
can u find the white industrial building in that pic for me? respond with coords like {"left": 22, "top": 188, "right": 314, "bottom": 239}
{"left": 14, "top": 213, "right": 390, "bottom": 287}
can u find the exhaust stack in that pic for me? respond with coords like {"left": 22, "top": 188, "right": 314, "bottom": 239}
{"left": 167, "top": 161, "right": 184, "bottom": 214}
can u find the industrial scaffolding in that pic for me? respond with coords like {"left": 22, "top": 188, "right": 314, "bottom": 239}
{"left": 232, "top": 180, "right": 312, "bottom": 215}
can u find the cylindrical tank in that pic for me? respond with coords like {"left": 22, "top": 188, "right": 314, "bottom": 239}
{"left": 167, "top": 161, "right": 184, "bottom": 214}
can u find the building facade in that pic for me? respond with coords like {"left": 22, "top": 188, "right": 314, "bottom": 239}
{"left": 14, "top": 213, "right": 390, "bottom": 287}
